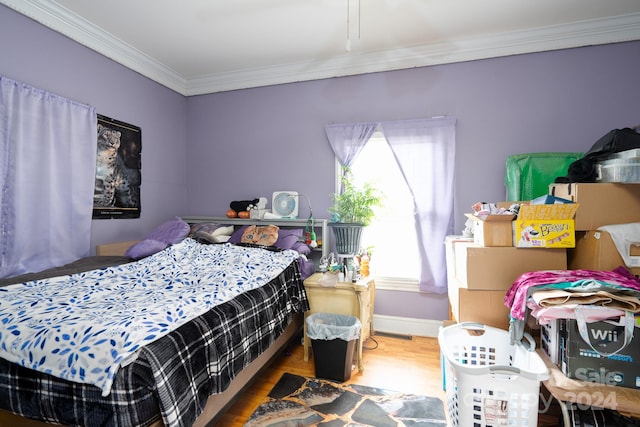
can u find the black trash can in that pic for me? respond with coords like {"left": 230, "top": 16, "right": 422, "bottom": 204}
{"left": 306, "top": 313, "right": 361, "bottom": 382}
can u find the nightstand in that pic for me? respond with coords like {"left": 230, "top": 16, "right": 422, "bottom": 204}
{"left": 303, "top": 272, "right": 375, "bottom": 372}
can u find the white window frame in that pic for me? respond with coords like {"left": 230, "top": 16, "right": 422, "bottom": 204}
{"left": 334, "top": 138, "right": 420, "bottom": 293}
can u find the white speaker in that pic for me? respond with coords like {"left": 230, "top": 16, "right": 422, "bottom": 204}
{"left": 271, "top": 191, "right": 299, "bottom": 219}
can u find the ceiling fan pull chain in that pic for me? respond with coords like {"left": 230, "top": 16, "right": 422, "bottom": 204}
{"left": 346, "top": 0, "right": 351, "bottom": 52}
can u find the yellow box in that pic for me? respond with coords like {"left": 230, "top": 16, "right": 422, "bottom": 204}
{"left": 513, "top": 203, "right": 579, "bottom": 248}
{"left": 517, "top": 202, "right": 579, "bottom": 221}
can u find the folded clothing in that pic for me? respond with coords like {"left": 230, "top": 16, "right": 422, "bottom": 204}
{"left": 527, "top": 300, "right": 626, "bottom": 325}
{"left": 531, "top": 288, "right": 640, "bottom": 312}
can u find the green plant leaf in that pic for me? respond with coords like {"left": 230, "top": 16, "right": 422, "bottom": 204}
{"left": 329, "top": 167, "right": 383, "bottom": 226}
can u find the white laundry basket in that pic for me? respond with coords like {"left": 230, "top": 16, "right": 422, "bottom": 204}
{"left": 438, "top": 322, "right": 549, "bottom": 427}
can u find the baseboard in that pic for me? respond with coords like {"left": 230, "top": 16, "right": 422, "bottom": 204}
{"left": 372, "top": 314, "right": 443, "bottom": 338}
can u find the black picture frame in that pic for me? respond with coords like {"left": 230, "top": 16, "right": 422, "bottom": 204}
{"left": 92, "top": 114, "right": 142, "bottom": 219}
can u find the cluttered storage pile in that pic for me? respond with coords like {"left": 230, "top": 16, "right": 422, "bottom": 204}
{"left": 505, "top": 268, "right": 640, "bottom": 388}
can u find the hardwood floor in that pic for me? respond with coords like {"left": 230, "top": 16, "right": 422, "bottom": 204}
{"left": 215, "top": 335, "right": 446, "bottom": 427}
{"left": 212, "top": 330, "right": 565, "bottom": 427}
{"left": 212, "top": 332, "right": 447, "bottom": 426}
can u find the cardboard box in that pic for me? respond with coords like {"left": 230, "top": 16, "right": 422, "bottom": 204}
{"left": 513, "top": 203, "right": 579, "bottom": 248}
{"left": 454, "top": 245, "right": 567, "bottom": 290}
{"left": 549, "top": 183, "right": 640, "bottom": 230}
{"left": 444, "top": 235, "right": 474, "bottom": 286}
{"left": 558, "top": 318, "right": 640, "bottom": 389}
{"left": 569, "top": 230, "right": 640, "bottom": 276}
{"left": 465, "top": 213, "right": 514, "bottom": 247}
{"left": 448, "top": 286, "right": 511, "bottom": 330}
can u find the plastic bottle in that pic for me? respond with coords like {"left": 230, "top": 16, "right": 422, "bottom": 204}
{"left": 360, "top": 254, "right": 369, "bottom": 277}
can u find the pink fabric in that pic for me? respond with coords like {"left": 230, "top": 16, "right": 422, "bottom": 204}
{"left": 526, "top": 300, "right": 626, "bottom": 325}
{"left": 504, "top": 268, "right": 640, "bottom": 321}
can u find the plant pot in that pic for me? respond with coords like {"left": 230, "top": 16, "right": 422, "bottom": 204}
{"left": 329, "top": 222, "right": 363, "bottom": 257}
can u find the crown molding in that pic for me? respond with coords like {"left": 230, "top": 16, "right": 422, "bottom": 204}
{"left": 187, "top": 13, "right": 640, "bottom": 95}
{"left": 3, "top": 0, "right": 640, "bottom": 96}
{"left": 1, "top": 0, "right": 188, "bottom": 94}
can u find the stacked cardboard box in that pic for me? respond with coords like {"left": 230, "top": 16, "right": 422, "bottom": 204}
{"left": 445, "top": 236, "right": 566, "bottom": 330}
{"left": 551, "top": 183, "right": 640, "bottom": 273}
{"left": 550, "top": 183, "right": 640, "bottom": 230}
{"left": 449, "top": 183, "right": 640, "bottom": 331}
{"left": 465, "top": 213, "right": 514, "bottom": 247}
{"left": 570, "top": 231, "right": 640, "bottom": 276}
{"left": 540, "top": 183, "right": 640, "bottom": 389}
{"left": 467, "top": 199, "right": 579, "bottom": 249}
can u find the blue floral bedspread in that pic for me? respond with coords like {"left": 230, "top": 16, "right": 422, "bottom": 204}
{"left": 0, "top": 238, "right": 299, "bottom": 396}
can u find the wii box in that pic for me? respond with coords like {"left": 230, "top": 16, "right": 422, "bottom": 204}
{"left": 557, "top": 318, "right": 640, "bottom": 389}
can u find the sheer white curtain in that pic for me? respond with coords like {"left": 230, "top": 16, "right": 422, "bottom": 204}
{"left": 0, "top": 77, "right": 97, "bottom": 278}
{"left": 325, "top": 117, "right": 456, "bottom": 293}
{"left": 380, "top": 117, "right": 456, "bottom": 294}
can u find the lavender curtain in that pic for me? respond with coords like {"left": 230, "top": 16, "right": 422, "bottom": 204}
{"left": 325, "top": 117, "right": 456, "bottom": 294}
{"left": 0, "top": 77, "right": 97, "bottom": 279}
{"left": 324, "top": 122, "right": 378, "bottom": 183}
{"left": 380, "top": 117, "right": 456, "bottom": 294}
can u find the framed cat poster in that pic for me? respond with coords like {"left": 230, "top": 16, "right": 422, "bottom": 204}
{"left": 92, "top": 114, "right": 142, "bottom": 219}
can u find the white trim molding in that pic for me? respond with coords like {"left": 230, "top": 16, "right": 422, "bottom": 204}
{"left": 373, "top": 314, "right": 443, "bottom": 338}
{"left": 1, "top": 0, "right": 188, "bottom": 94}
{"left": 186, "top": 13, "right": 640, "bottom": 95}
{"left": 3, "top": 0, "right": 640, "bottom": 96}
{"left": 373, "top": 277, "right": 421, "bottom": 292}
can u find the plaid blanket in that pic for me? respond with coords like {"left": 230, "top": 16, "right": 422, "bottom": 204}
{"left": 0, "top": 252, "right": 307, "bottom": 427}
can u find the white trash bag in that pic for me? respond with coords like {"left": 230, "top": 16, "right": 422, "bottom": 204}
{"left": 306, "top": 313, "right": 361, "bottom": 341}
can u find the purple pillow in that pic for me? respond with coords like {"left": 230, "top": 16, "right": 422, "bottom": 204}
{"left": 146, "top": 217, "right": 190, "bottom": 244}
{"left": 298, "top": 257, "right": 315, "bottom": 280}
{"left": 125, "top": 239, "right": 167, "bottom": 260}
{"left": 228, "top": 225, "right": 249, "bottom": 244}
{"left": 275, "top": 228, "right": 303, "bottom": 250}
{"left": 291, "top": 241, "right": 311, "bottom": 255}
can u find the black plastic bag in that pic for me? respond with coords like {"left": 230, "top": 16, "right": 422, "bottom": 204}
{"left": 556, "top": 127, "right": 640, "bottom": 183}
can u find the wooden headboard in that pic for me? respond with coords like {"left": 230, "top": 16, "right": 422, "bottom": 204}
{"left": 96, "top": 240, "right": 138, "bottom": 257}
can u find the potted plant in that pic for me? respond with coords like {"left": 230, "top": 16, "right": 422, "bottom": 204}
{"left": 328, "top": 167, "right": 383, "bottom": 257}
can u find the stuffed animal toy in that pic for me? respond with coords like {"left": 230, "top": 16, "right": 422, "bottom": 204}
{"left": 230, "top": 199, "right": 260, "bottom": 212}
{"left": 227, "top": 197, "right": 268, "bottom": 218}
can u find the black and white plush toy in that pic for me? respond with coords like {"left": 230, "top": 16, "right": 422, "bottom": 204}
{"left": 230, "top": 199, "right": 259, "bottom": 212}
{"left": 229, "top": 197, "right": 267, "bottom": 212}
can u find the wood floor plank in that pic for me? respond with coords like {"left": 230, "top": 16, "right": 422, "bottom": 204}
{"left": 212, "top": 333, "right": 446, "bottom": 427}
{"left": 212, "top": 331, "right": 563, "bottom": 427}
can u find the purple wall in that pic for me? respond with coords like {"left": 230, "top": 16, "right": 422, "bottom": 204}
{"left": 187, "top": 43, "right": 640, "bottom": 232}
{"left": 0, "top": 5, "right": 188, "bottom": 249}
{"left": 186, "top": 42, "right": 640, "bottom": 320}
{"left": 3, "top": 4, "right": 640, "bottom": 321}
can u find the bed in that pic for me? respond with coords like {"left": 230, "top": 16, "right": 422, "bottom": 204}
{"left": 0, "top": 219, "right": 310, "bottom": 427}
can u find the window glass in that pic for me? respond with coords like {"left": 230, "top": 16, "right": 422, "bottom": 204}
{"left": 348, "top": 132, "right": 419, "bottom": 281}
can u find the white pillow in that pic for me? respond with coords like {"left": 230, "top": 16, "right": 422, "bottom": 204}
{"left": 212, "top": 225, "right": 234, "bottom": 236}
{"left": 213, "top": 235, "right": 231, "bottom": 243}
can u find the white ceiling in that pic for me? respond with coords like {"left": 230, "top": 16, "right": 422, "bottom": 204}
{"left": 3, "top": 0, "right": 640, "bottom": 96}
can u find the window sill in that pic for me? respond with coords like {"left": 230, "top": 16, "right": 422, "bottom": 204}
{"left": 373, "top": 276, "right": 420, "bottom": 292}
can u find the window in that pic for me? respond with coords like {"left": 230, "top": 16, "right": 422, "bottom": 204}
{"left": 326, "top": 117, "right": 455, "bottom": 294}
{"left": 344, "top": 131, "right": 420, "bottom": 290}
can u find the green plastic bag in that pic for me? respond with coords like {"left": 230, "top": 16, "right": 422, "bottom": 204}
{"left": 505, "top": 152, "right": 583, "bottom": 201}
